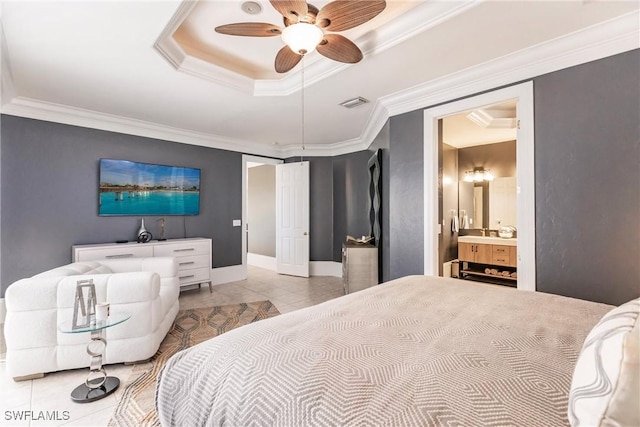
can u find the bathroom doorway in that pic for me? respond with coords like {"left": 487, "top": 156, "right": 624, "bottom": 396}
{"left": 439, "top": 100, "right": 518, "bottom": 286}
{"left": 423, "top": 83, "right": 535, "bottom": 292}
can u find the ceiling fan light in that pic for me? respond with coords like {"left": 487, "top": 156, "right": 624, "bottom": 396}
{"left": 281, "top": 23, "right": 323, "bottom": 55}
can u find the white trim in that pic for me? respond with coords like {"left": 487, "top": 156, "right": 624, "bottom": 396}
{"left": 2, "top": 96, "right": 281, "bottom": 157}
{"left": 242, "top": 155, "right": 283, "bottom": 280}
{"left": 210, "top": 265, "right": 246, "bottom": 286}
{"left": 0, "top": 298, "right": 5, "bottom": 324}
{"left": 247, "top": 253, "right": 276, "bottom": 271}
{"left": 423, "top": 82, "right": 536, "bottom": 292}
{"left": 310, "top": 261, "right": 343, "bottom": 278}
{"left": 0, "top": 11, "right": 636, "bottom": 157}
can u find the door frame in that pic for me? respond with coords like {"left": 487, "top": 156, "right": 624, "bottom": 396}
{"left": 241, "top": 155, "right": 283, "bottom": 279}
{"left": 423, "top": 82, "right": 536, "bottom": 291}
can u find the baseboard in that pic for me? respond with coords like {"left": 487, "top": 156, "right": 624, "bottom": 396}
{"left": 210, "top": 265, "right": 247, "bottom": 286}
{"left": 310, "top": 261, "right": 343, "bottom": 278}
{"left": 0, "top": 298, "right": 5, "bottom": 323}
{"left": 247, "top": 253, "right": 276, "bottom": 271}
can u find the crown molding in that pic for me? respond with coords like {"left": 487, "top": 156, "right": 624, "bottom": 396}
{"left": 381, "top": 10, "right": 640, "bottom": 120}
{"left": 0, "top": 19, "right": 16, "bottom": 107}
{"left": 2, "top": 96, "right": 281, "bottom": 158}
{"left": 2, "top": 11, "right": 638, "bottom": 158}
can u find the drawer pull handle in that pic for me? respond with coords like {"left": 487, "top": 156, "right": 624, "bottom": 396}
{"left": 179, "top": 275, "right": 195, "bottom": 280}
{"left": 106, "top": 254, "right": 134, "bottom": 259}
{"left": 179, "top": 261, "right": 195, "bottom": 266}
{"left": 174, "top": 248, "right": 195, "bottom": 252}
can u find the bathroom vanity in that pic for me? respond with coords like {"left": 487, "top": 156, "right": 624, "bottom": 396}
{"left": 458, "top": 236, "right": 517, "bottom": 284}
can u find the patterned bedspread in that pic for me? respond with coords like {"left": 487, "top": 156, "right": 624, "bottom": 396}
{"left": 156, "top": 275, "right": 611, "bottom": 426}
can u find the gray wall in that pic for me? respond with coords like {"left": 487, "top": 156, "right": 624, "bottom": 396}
{"left": 1, "top": 116, "right": 242, "bottom": 296}
{"left": 388, "top": 110, "right": 424, "bottom": 280}
{"left": 309, "top": 157, "right": 334, "bottom": 261}
{"left": 534, "top": 49, "right": 639, "bottom": 305}
{"left": 247, "top": 165, "right": 275, "bottom": 257}
{"left": 375, "top": 50, "right": 638, "bottom": 305}
{"left": 332, "top": 151, "right": 371, "bottom": 262}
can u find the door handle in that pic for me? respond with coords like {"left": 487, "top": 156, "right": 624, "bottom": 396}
{"left": 303, "top": 232, "right": 308, "bottom": 236}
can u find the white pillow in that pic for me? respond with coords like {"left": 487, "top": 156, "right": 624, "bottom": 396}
{"left": 568, "top": 298, "right": 639, "bottom": 426}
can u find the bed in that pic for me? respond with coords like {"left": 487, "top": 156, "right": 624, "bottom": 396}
{"left": 156, "top": 275, "right": 634, "bottom": 426}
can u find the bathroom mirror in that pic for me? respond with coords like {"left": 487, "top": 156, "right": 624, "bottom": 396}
{"left": 458, "top": 181, "right": 486, "bottom": 229}
{"left": 459, "top": 177, "right": 516, "bottom": 230}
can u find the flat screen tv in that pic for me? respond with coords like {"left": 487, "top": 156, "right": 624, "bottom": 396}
{"left": 99, "top": 159, "right": 200, "bottom": 216}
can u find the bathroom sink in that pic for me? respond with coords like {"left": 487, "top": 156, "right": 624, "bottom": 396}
{"left": 458, "top": 235, "right": 517, "bottom": 246}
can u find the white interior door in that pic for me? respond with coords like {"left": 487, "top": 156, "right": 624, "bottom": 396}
{"left": 276, "top": 161, "right": 309, "bottom": 277}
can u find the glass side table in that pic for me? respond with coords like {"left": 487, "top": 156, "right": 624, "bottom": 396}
{"left": 59, "top": 313, "right": 131, "bottom": 403}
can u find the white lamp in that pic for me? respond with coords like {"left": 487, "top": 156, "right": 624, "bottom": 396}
{"left": 281, "top": 23, "right": 323, "bottom": 55}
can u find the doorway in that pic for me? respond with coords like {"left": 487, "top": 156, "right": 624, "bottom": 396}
{"left": 439, "top": 100, "right": 517, "bottom": 285}
{"left": 423, "top": 82, "right": 536, "bottom": 292}
{"left": 241, "top": 155, "right": 283, "bottom": 278}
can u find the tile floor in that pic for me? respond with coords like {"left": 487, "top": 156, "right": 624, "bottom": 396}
{"left": 0, "top": 266, "right": 344, "bottom": 426}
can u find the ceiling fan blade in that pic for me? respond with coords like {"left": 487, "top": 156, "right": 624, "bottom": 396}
{"left": 215, "top": 23, "right": 282, "bottom": 37}
{"left": 275, "top": 46, "right": 302, "bottom": 73}
{"left": 317, "top": 34, "right": 363, "bottom": 64}
{"left": 316, "top": 0, "right": 386, "bottom": 32}
{"left": 270, "top": 0, "right": 309, "bottom": 23}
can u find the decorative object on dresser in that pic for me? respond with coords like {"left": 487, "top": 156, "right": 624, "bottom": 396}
{"left": 4, "top": 257, "right": 179, "bottom": 381}
{"left": 136, "top": 218, "right": 153, "bottom": 243}
{"left": 73, "top": 238, "right": 213, "bottom": 292}
{"left": 342, "top": 241, "right": 378, "bottom": 294}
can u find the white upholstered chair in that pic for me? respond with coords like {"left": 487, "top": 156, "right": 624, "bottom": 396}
{"left": 4, "top": 257, "right": 180, "bottom": 381}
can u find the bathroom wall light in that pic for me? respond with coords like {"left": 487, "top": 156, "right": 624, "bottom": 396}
{"left": 463, "top": 167, "right": 494, "bottom": 182}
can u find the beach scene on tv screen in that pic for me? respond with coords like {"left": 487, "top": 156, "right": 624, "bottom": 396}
{"left": 99, "top": 159, "right": 200, "bottom": 216}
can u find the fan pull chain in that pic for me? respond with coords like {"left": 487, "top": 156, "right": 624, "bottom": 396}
{"left": 300, "top": 54, "right": 305, "bottom": 164}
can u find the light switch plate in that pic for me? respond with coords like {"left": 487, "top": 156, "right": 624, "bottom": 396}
{"left": 233, "top": 219, "right": 241, "bottom": 227}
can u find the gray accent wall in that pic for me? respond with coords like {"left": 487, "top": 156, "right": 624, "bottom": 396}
{"left": 247, "top": 164, "right": 276, "bottom": 257}
{"left": 1, "top": 116, "right": 242, "bottom": 296}
{"left": 534, "top": 49, "right": 639, "bottom": 305}
{"left": 332, "top": 151, "right": 371, "bottom": 262}
{"left": 309, "top": 157, "right": 334, "bottom": 261}
{"left": 375, "top": 50, "right": 638, "bottom": 305}
{"left": 388, "top": 110, "right": 424, "bottom": 280}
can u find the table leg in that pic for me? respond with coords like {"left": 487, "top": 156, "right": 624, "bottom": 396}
{"left": 70, "top": 327, "right": 120, "bottom": 403}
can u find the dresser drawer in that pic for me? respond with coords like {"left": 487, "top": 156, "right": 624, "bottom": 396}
{"left": 177, "top": 267, "right": 210, "bottom": 285}
{"left": 176, "top": 254, "right": 210, "bottom": 271}
{"left": 154, "top": 241, "right": 210, "bottom": 257}
{"left": 75, "top": 245, "right": 154, "bottom": 262}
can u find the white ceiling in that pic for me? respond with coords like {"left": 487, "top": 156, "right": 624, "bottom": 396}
{"left": 1, "top": 1, "right": 638, "bottom": 158}
{"left": 443, "top": 100, "right": 516, "bottom": 148}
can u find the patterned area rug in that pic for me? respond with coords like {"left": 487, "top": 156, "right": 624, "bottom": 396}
{"left": 108, "top": 301, "right": 280, "bottom": 426}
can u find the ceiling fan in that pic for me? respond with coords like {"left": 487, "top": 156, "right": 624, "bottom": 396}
{"left": 215, "top": 0, "right": 387, "bottom": 73}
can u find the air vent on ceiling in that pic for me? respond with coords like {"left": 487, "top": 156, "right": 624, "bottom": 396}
{"left": 339, "top": 97, "right": 369, "bottom": 109}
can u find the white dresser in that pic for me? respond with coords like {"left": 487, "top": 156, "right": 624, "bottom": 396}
{"left": 72, "top": 238, "right": 212, "bottom": 291}
{"left": 342, "top": 243, "right": 378, "bottom": 294}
